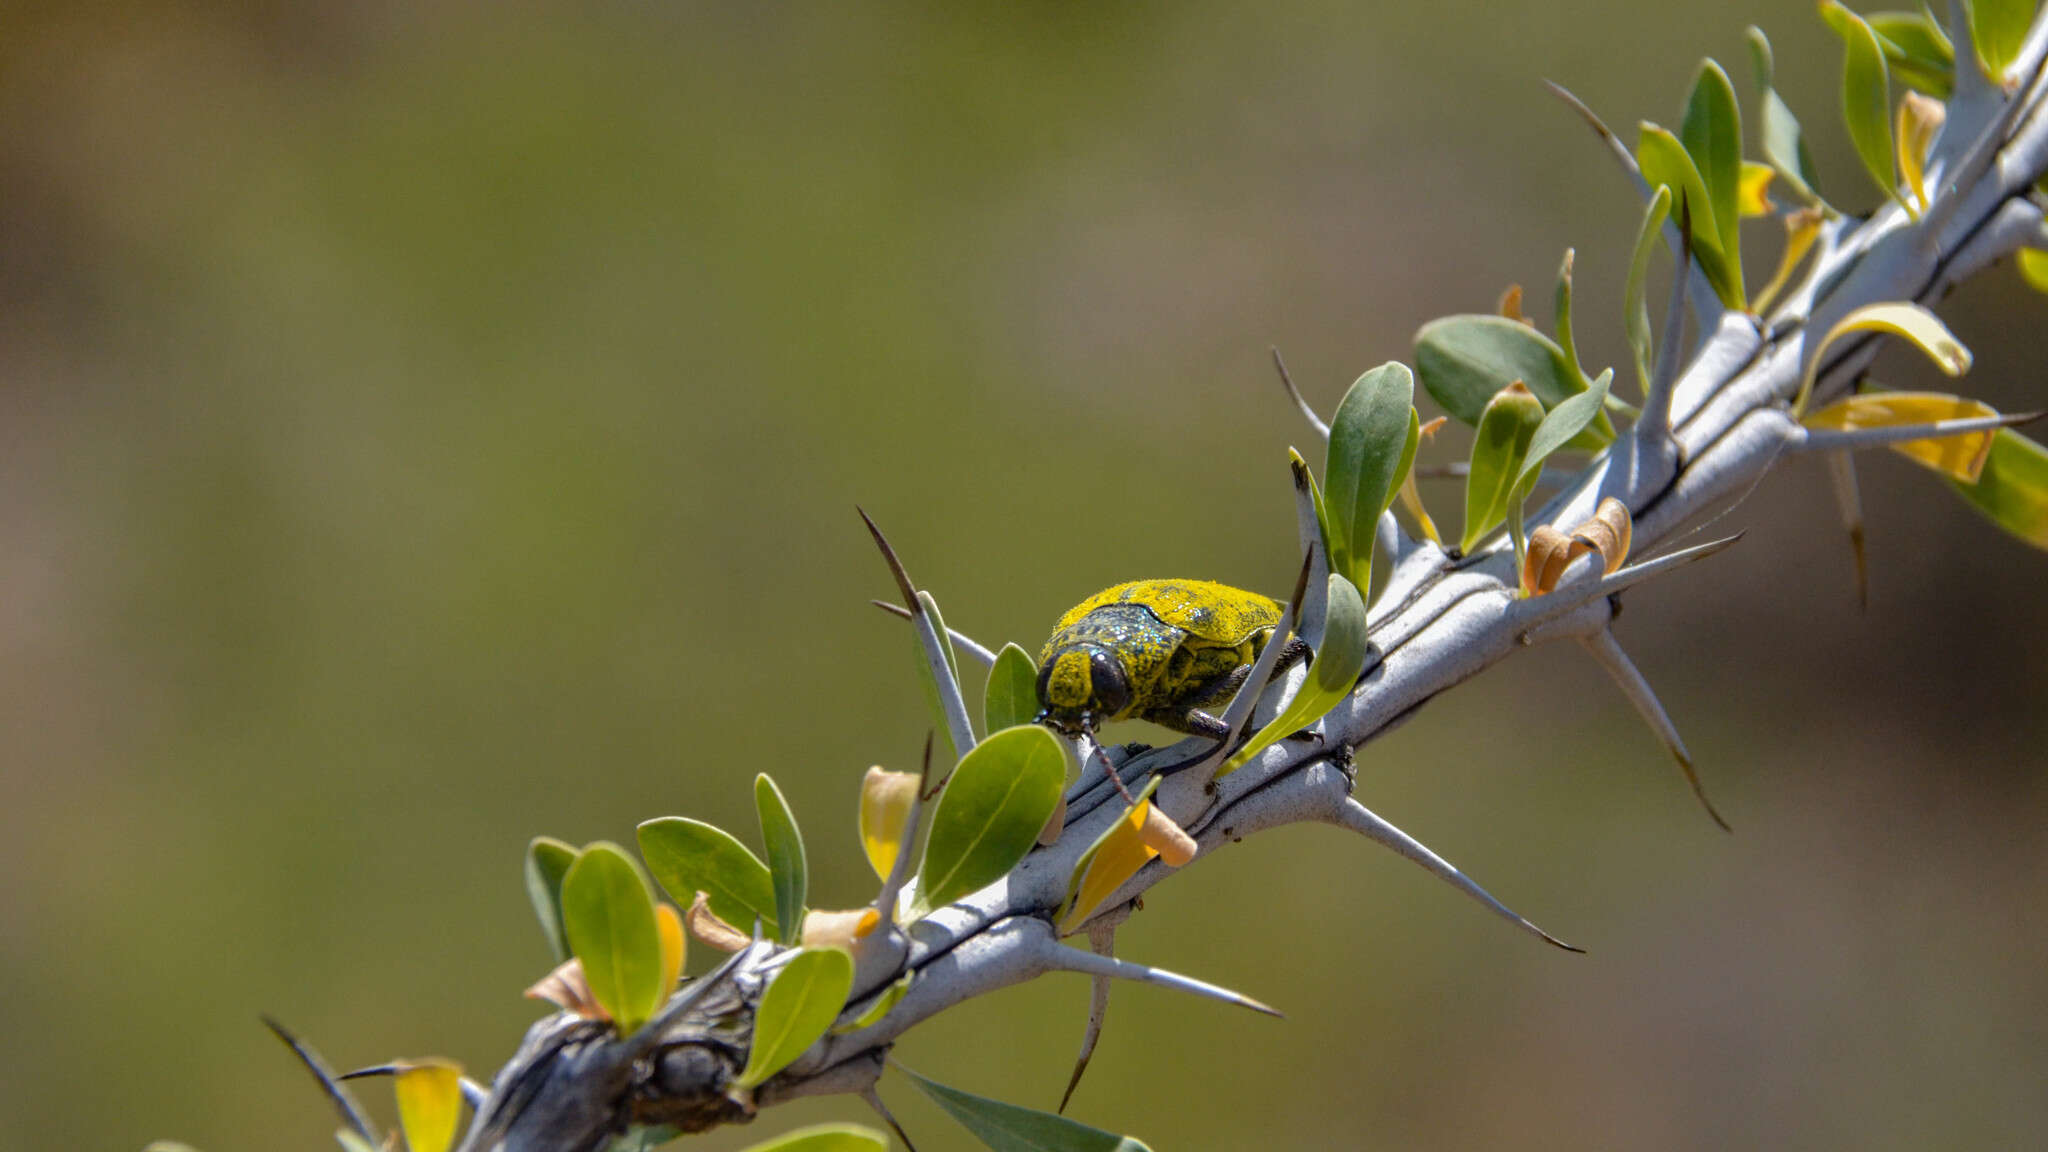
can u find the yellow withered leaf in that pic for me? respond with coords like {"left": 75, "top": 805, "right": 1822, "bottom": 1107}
{"left": 1521, "top": 525, "right": 1579, "bottom": 597}
{"left": 525, "top": 957, "right": 607, "bottom": 1020}
{"left": 800, "top": 907, "right": 882, "bottom": 951}
{"left": 392, "top": 1061, "right": 464, "bottom": 1152}
{"left": 1896, "top": 92, "right": 1945, "bottom": 213}
{"left": 1522, "top": 498, "right": 1632, "bottom": 596}
{"left": 1057, "top": 797, "right": 1159, "bottom": 936}
{"left": 1753, "top": 208, "right": 1824, "bottom": 316}
{"left": 1497, "top": 283, "right": 1529, "bottom": 324}
{"left": 1737, "top": 160, "right": 1775, "bottom": 217}
{"left": 1795, "top": 302, "right": 1971, "bottom": 415}
{"left": 655, "top": 903, "right": 685, "bottom": 997}
{"left": 857, "top": 766, "right": 919, "bottom": 882}
{"left": 1804, "top": 391, "right": 2000, "bottom": 481}
{"left": 685, "top": 891, "right": 750, "bottom": 952}
{"left": 1136, "top": 805, "right": 1197, "bottom": 867}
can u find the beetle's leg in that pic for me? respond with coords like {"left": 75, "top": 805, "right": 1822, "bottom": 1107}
{"left": 1146, "top": 637, "right": 1321, "bottom": 743}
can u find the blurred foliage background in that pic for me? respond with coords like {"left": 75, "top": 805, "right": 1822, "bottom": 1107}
{"left": 2, "top": 1, "right": 2044, "bottom": 1149}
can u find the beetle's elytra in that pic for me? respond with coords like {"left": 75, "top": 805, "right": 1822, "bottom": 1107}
{"left": 1036, "top": 579, "right": 1306, "bottom": 740}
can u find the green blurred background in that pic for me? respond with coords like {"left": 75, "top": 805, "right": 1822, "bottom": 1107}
{"left": 3, "top": 1, "right": 2044, "bottom": 1149}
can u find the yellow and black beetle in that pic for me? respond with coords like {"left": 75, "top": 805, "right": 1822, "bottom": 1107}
{"left": 1036, "top": 579, "right": 1309, "bottom": 742}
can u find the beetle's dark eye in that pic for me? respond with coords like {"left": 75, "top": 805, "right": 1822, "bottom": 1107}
{"left": 1088, "top": 649, "right": 1131, "bottom": 719}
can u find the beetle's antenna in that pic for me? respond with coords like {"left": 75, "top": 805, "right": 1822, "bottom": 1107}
{"left": 1085, "top": 730, "right": 1139, "bottom": 807}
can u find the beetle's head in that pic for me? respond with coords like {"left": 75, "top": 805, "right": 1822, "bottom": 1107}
{"left": 1034, "top": 642, "right": 1132, "bottom": 736}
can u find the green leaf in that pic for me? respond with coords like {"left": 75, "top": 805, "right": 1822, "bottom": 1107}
{"left": 1515, "top": 370, "right": 1615, "bottom": 499}
{"left": 1220, "top": 573, "right": 1371, "bottom": 777}
{"left": 733, "top": 947, "right": 854, "bottom": 1090}
{"left": 1949, "top": 427, "right": 2048, "bottom": 549}
{"left": 524, "top": 836, "right": 578, "bottom": 963}
{"left": 1460, "top": 383, "right": 1546, "bottom": 554}
{"left": 755, "top": 774, "right": 808, "bottom": 946}
{"left": 913, "top": 590, "right": 968, "bottom": 762}
{"left": 898, "top": 1063, "right": 1154, "bottom": 1152}
{"left": 1322, "top": 361, "right": 1416, "bottom": 595}
{"left": 1390, "top": 407, "right": 1422, "bottom": 521}
{"left": 1868, "top": 10, "right": 1956, "bottom": 98}
{"left": 735, "top": 1124, "right": 889, "bottom": 1152}
{"left": 984, "top": 643, "right": 1041, "bottom": 734}
{"left": 1415, "top": 314, "right": 1580, "bottom": 422}
{"left": 1625, "top": 185, "right": 1674, "bottom": 395}
{"left": 1679, "top": 58, "right": 1745, "bottom": 305}
{"left": 1968, "top": 0, "right": 2033, "bottom": 80}
{"left": 562, "top": 843, "right": 665, "bottom": 1034}
{"left": 1822, "top": 2, "right": 1908, "bottom": 213}
{"left": 637, "top": 817, "right": 778, "bottom": 940}
{"left": 1747, "top": 27, "right": 1825, "bottom": 205}
{"left": 911, "top": 724, "right": 1066, "bottom": 919}
{"left": 833, "top": 970, "right": 915, "bottom": 1034}
{"left": 1553, "top": 249, "right": 1585, "bottom": 387}
{"left": 1636, "top": 123, "right": 1741, "bottom": 307}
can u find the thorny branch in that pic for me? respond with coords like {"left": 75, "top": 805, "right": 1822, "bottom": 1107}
{"left": 453, "top": 12, "right": 2048, "bottom": 1150}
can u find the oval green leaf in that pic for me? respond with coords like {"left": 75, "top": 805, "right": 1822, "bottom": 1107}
{"left": 1636, "top": 123, "right": 1740, "bottom": 307}
{"left": 1968, "top": 0, "right": 2031, "bottom": 80}
{"left": 1950, "top": 427, "right": 2048, "bottom": 549}
{"left": 1515, "top": 369, "right": 1615, "bottom": 498}
{"left": 755, "top": 774, "right": 808, "bottom": 946}
{"left": 898, "top": 1063, "right": 1155, "bottom": 1152}
{"left": 1868, "top": 10, "right": 1955, "bottom": 98}
{"left": 833, "top": 969, "right": 916, "bottom": 1035}
{"left": 1221, "top": 573, "right": 1370, "bottom": 776}
{"left": 736, "top": 1124, "right": 889, "bottom": 1152}
{"left": 1625, "top": 184, "right": 1674, "bottom": 394}
{"left": 637, "top": 817, "right": 778, "bottom": 940}
{"left": 1460, "top": 383, "right": 1545, "bottom": 554}
{"left": 1415, "top": 314, "right": 1581, "bottom": 429}
{"left": 911, "top": 724, "right": 1066, "bottom": 919}
{"left": 1323, "top": 361, "right": 1416, "bottom": 595}
{"left": 984, "top": 643, "right": 1041, "bottom": 735}
{"left": 1821, "top": 2, "right": 1906, "bottom": 213}
{"left": 524, "top": 836, "right": 578, "bottom": 963}
{"left": 562, "top": 842, "right": 664, "bottom": 1034}
{"left": 1747, "top": 27, "right": 1825, "bottom": 205}
{"left": 1680, "top": 58, "right": 1744, "bottom": 302}
{"left": 733, "top": 946, "right": 855, "bottom": 1090}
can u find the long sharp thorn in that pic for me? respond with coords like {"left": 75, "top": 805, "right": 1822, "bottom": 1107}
{"left": 1271, "top": 347, "right": 1331, "bottom": 442}
{"left": 862, "top": 1087, "right": 920, "bottom": 1152}
{"left": 458, "top": 1077, "right": 488, "bottom": 1109}
{"left": 1203, "top": 552, "right": 1310, "bottom": 786}
{"left": 1514, "top": 534, "right": 1744, "bottom": 630}
{"left": 1544, "top": 80, "right": 1639, "bottom": 177}
{"left": 1797, "top": 410, "right": 2041, "bottom": 453}
{"left": 1580, "top": 628, "right": 1730, "bottom": 832}
{"left": 862, "top": 511, "right": 977, "bottom": 758}
{"left": 1059, "top": 922, "right": 1118, "bottom": 1114}
{"left": 868, "top": 600, "right": 999, "bottom": 667}
{"left": 1825, "top": 451, "right": 1869, "bottom": 612}
{"left": 1326, "top": 798, "right": 1583, "bottom": 952}
{"left": 1034, "top": 934, "right": 1282, "bottom": 1017}
{"left": 262, "top": 1015, "right": 380, "bottom": 1146}
{"left": 859, "top": 506, "right": 919, "bottom": 607}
